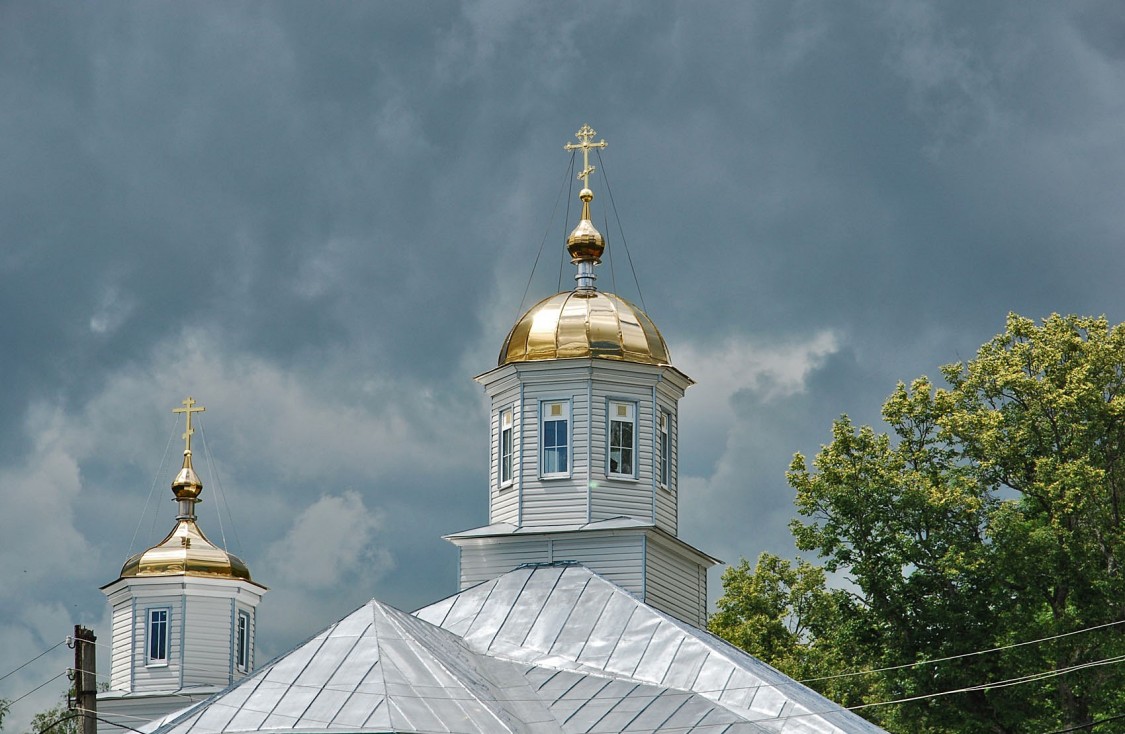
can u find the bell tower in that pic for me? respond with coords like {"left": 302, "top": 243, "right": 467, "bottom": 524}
{"left": 98, "top": 398, "right": 266, "bottom": 734}
{"left": 446, "top": 126, "right": 717, "bottom": 626}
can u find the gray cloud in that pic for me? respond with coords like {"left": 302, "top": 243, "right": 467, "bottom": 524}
{"left": 3, "top": 1, "right": 1125, "bottom": 727}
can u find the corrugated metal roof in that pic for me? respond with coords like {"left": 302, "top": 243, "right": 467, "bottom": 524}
{"left": 148, "top": 564, "right": 884, "bottom": 734}
{"left": 416, "top": 565, "right": 885, "bottom": 734}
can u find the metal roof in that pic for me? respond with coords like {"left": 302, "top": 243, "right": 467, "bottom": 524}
{"left": 148, "top": 565, "right": 885, "bottom": 734}
{"left": 416, "top": 565, "right": 885, "bottom": 734}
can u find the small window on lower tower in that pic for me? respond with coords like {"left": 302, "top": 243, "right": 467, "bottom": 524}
{"left": 147, "top": 608, "right": 169, "bottom": 665}
{"left": 236, "top": 610, "right": 250, "bottom": 672}
{"left": 500, "top": 409, "right": 514, "bottom": 487}
{"left": 541, "top": 401, "right": 570, "bottom": 477}
{"left": 608, "top": 401, "right": 636, "bottom": 478}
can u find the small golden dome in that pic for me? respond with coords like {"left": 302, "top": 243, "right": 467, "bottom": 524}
{"left": 500, "top": 290, "right": 670, "bottom": 366}
{"left": 172, "top": 450, "right": 203, "bottom": 500}
{"left": 119, "top": 519, "right": 254, "bottom": 582}
{"left": 114, "top": 397, "right": 258, "bottom": 585}
{"left": 566, "top": 188, "right": 605, "bottom": 263}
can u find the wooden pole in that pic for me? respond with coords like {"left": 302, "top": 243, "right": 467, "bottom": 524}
{"left": 73, "top": 625, "right": 97, "bottom": 734}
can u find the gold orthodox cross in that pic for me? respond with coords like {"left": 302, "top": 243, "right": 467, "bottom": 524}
{"left": 173, "top": 396, "right": 206, "bottom": 453}
{"left": 564, "top": 124, "right": 607, "bottom": 189}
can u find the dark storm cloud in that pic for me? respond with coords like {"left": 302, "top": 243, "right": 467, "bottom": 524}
{"left": 3, "top": 1, "right": 1125, "bottom": 726}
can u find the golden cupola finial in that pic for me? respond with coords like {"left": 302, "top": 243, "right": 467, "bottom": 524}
{"left": 171, "top": 396, "right": 205, "bottom": 509}
{"left": 564, "top": 124, "right": 608, "bottom": 290}
{"left": 115, "top": 397, "right": 258, "bottom": 584}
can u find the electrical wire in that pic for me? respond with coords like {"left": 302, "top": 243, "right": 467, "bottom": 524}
{"left": 91, "top": 714, "right": 148, "bottom": 733}
{"left": 33, "top": 711, "right": 78, "bottom": 734}
{"left": 798, "top": 617, "right": 1125, "bottom": 684}
{"left": 0, "top": 640, "right": 66, "bottom": 684}
{"left": 8, "top": 670, "right": 70, "bottom": 705}
{"left": 515, "top": 153, "right": 574, "bottom": 325}
{"left": 196, "top": 416, "right": 227, "bottom": 549}
{"left": 596, "top": 147, "right": 647, "bottom": 314}
{"left": 558, "top": 152, "right": 575, "bottom": 293}
{"left": 130, "top": 415, "right": 180, "bottom": 557}
{"left": 1041, "top": 712, "right": 1125, "bottom": 733}
{"left": 198, "top": 418, "right": 243, "bottom": 556}
{"left": 844, "top": 653, "right": 1125, "bottom": 712}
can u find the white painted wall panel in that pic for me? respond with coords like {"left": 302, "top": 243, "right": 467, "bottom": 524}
{"left": 130, "top": 594, "right": 183, "bottom": 693}
{"left": 183, "top": 596, "right": 234, "bottom": 686}
{"left": 550, "top": 535, "right": 646, "bottom": 595}
{"left": 459, "top": 538, "right": 551, "bottom": 589}
{"left": 644, "top": 538, "right": 707, "bottom": 627}
{"left": 109, "top": 602, "right": 133, "bottom": 690}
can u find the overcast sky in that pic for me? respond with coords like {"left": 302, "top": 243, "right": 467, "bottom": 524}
{"left": 4, "top": 1, "right": 1125, "bottom": 727}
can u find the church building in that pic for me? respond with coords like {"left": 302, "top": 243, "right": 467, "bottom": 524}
{"left": 97, "top": 126, "right": 886, "bottom": 734}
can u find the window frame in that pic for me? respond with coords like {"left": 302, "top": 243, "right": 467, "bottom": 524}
{"left": 499, "top": 408, "right": 514, "bottom": 488}
{"left": 658, "top": 410, "right": 671, "bottom": 489}
{"left": 146, "top": 607, "right": 170, "bottom": 667}
{"left": 606, "top": 400, "right": 638, "bottom": 480}
{"left": 539, "top": 400, "right": 571, "bottom": 479}
{"left": 235, "top": 609, "right": 250, "bottom": 673}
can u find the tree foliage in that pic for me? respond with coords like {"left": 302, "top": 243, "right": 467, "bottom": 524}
{"left": 710, "top": 314, "right": 1125, "bottom": 733}
{"left": 27, "top": 696, "right": 78, "bottom": 734}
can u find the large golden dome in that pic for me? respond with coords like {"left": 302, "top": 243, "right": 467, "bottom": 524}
{"left": 500, "top": 290, "right": 670, "bottom": 366}
{"left": 119, "top": 518, "right": 254, "bottom": 581}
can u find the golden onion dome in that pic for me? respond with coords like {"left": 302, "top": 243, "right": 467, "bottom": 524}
{"left": 115, "top": 398, "right": 258, "bottom": 585}
{"left": 119, "top": 518, "right": 253, "bottom": 581}
{"left": 500, "top": 290, "right": 670, "bottom": 366}
{"left": 566, "top": 187, "right": 605, "bottom": 263}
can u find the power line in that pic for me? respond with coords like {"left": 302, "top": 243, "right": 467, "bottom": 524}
{"left": 8, "top": 669, "right": 70, "bottom": 705}
{"left": 0, "top": 639, "right": 66, "bottom": 684}
{"left": 798, "top": 617, "right": 1125, "bottom": 684}
{"left": 33, "top": 711, "right": 78, "bottom": 734}
{"left": 1042, "top": 712, "right": 1125, "bottom": 733}
{"left": 846, "top": 653, "right": 1125, "bottom": 712}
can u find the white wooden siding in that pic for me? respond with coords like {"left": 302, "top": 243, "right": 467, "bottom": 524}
{"left": 551, "top": 535, "right": 645, "bottom": 596}
{"left": 182, "top": 596, "right": 234, "bottom": 686}
{"left": 109, "top": 601, "right": 133, "bottom": 690}
{"left": 644, "top": 538, "right": 707, "bottom": 627}
{"left": 101, "top": 576, "right": 265, "bottom": 695}
{"left": 476, "top": 359, "right": 689, "bottom": 532}
{"left": 131, "top": 595, "right": 182, "bottom": 693}
{"left": 457, "top": 532, "right": 647, "bottom": 596}
{"left": 518, "top": 383, "right": 589, "bottom": 526}
{"left": 487, "top": 379, "right": 522, "bottom": 525}
{"left": 98, "top": 690, "right": 218, "bottom": 734}
{"left": 459, "top": 538, "right": 550, "bottom": 589}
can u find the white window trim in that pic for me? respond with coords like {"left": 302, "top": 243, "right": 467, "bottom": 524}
{"left": 146, "top": 607, "right": 170, "bottom": 667}
{"left": 236, "top": 609, "right": 251, "bottom": 673}
{"left": 606, "top": 400, "right": 638, "bottom": 480}
{"left": 499, "top": 408, "right": 514, "bottom": 489}
{"left": 539, "top": 399, "right": 572, "bottom": 479}
{"left": 658, "top": 410, "right": 671, "bottom": 490}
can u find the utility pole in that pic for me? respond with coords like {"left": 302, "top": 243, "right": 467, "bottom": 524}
{"left": 72, "top": 625, "right": 97, "bottom": 734}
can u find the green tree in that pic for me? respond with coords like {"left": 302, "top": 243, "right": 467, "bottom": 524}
{"left": 0, "top": 699, "right": 10, "bottom": 731}
{"left": 26, "top": 692, "right": 78, "bottom": 734}
{"left": 712, "top": 314, "right": 1125, "bottom": 733}
{"left": 708, "top": 553, "right": 878, "bottom": 709}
